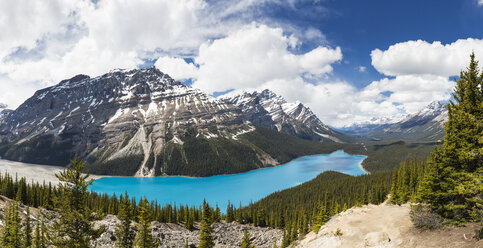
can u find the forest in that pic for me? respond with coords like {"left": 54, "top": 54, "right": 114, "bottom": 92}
{"left": 0, "top": 53, "right": 481, "bottom": 247}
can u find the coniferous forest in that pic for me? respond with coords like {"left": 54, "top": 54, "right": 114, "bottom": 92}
{"left": 0, "top": 53, "right": 481, "bottom": 247}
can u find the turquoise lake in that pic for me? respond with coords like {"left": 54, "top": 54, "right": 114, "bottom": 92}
{"left": 90, "top": 150, "right": 366, "bottom": 211}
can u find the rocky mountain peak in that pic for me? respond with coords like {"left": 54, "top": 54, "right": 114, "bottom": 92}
{"left": 223, "top": 89, "right": 348, "bottom": 143}
{"left": 0, "top": 68, "right": 258, "bottom": 177}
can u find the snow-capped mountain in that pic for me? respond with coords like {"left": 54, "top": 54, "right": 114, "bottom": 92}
{"left": 366, "top": 101, "right": 448, "bottom": 141}
{"left": 336, "top": 116, "right": 403, "bottom": 135}
{"left": 223, "top": 89, "right": 348, "bottom": 142}
{"left": 0, "top": 68, "right": 284, "bottom": 177}
{"left": 0, "top": 103, "right": 12, "bottom": 120}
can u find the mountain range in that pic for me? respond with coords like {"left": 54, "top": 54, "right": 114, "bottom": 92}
{"left": 0, "top": 68, "right": 345, "bottom": 177}
{"left": 364, "top": 101, "right": 448, "bottom": 141}
{"left": 223, "top": 89, "right": 349, "bottom": 143}
{"left": 0, "top": 68, "right": 449, "bottom": 177}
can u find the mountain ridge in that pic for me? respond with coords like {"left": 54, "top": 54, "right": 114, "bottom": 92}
{"left": 223, "top": 89, "right": 350, "bottom": 143}
{"left": 0, "top": 68, "right": 350, "bottom": 177}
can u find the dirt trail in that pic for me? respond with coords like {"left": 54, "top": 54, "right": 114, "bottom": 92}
{"left": 295, "top": 201, "right": 482, "bottom": 248}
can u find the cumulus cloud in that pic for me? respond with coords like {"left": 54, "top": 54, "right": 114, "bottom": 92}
{"left": 371, "top": 39, "right": 483, "bottom": 77}
{"left": 154, "top": 57, "right": 198, "bottom": 80}
{"left": 190, "top": 24, "right": 341, "bottom": 94}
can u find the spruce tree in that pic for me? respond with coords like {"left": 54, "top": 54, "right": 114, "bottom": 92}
{"left": 198, "top": 201, "right": 215, "bottom": 248}
{"left": 51, "top": 156, "right": 101, "bottom": 247}
{"left": 33, "top": 216, "right": 41, "bottom": 248}
{"left": 1, "top": 200, "right": 22, "bottom": 248}
{"left": 240, "top": 229, "right": 254, "bottom": 248}
{"left": 24, "top": 206, "right": 32, "bottom": 247}
{"left": 134, "top": 198, "right": 156, "bottom": 248}
{"left": 115, "top": 192, "right": 135, "bottom": 248}
{"left": 418, "top": 53, "right": 483, "bottom": 222}
{"left": 311, "top": 201, "right": 327, "bottom": 233}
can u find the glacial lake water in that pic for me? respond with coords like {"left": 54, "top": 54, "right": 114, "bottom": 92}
{"left": 90, "top": 150, "right": 366, "bottom": 211}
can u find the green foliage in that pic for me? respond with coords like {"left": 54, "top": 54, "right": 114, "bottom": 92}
{"left": 198, "top": 201, "right": 214, "bottom": 248}
{"left": 24, "top": 206, "right": 32, "bottom": 247}
{"left": 51, "top": 155, "right": 102, "bottom": 248}
{"left": 115, "top": 192, "right": 135, "bottom": 248}
{"left": 390, "top": 160, "right": 429, "bottom": 204}
{"left": 1, "top": 201, "right": 22, "bottom": 247}
{"left": 0, "top": 134, "right": 74, "bottom": 166}
{"left": 240, "top": 229, "right": 254, "bottom": 248}
{"left": 86, "top": 154, "right": 144, "bottom": 176}
{"left": 134, "top": 198, "right": 157, "bottom": 248}
{"left": 32, "top": 212, "right": 48, "bottom": 248}
{"left": 361, "top": 140, "right": 437, "bottom": 172}
{"left": 418, "top": 53, "right": 483, "bottom": 223}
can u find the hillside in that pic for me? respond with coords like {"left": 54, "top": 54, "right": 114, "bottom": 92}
{"left": 0, "top": 68, "right": 356, "bottom": 177}
{"left": 296, "top": 202, "right": 482, "bottom": 248}
{"left": 365, "top": 101, "right": 447, "bottom": 141}
{"left": 223, "top": 89, "right": 351, "bottom": 142}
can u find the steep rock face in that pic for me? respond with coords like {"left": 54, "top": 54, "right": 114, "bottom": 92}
{"left": 0, "top": 103, "right": 12, "bottom": 120}
{"left": 0, "top": 68, "right": 275, "bottom": 177}
{"left": 366, "top": 101, "right": 448, "bottom": 141}
{"left": 223, "top": 89, "right": 348, "bottom": 142}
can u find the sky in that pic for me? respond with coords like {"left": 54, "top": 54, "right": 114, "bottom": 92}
{"left": 1, "top": 0, "right": 483, "bottom": 127}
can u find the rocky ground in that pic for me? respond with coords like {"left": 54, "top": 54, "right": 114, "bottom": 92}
{"left": 294, "top": 201, "right": 482, "bottom": 248}
{"left": 94, "top": 215, "right": 282, "bottom": 247}
{"left": 0, "top": 196, "right": 282, "bottom": 247}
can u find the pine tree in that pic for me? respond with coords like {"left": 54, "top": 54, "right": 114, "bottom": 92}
{"left": 311, "top": 201, "right": 327, "bottom": 233}
{"left": 214, "top": 204, "right": 221, "bottom": 223}
{"left": 51, "top": 156, "right": 101, "bottom": 247}
{"left": 24, "top": 206, "right": 32, "bottom": 247}
{"left": 280, "top": 229, "right": 289, "bottom": 248}
{"left": 198, "top": 201, "right": 214, "bottom": 248}
{"left": 33, "top": 216, "right": 41, "bottom": 248}
{"left": 1, "top": 200, "right": 22, "bottom": 247}
{"left": 115, "top": 192, "right": 135, "bottom": 248}
{"left": 184, "top": 206, "right": 194, "bottom": 231}
{"left": 134, "top": 198, "right": 156, "bottom": 248}
{"left": 32, "top": 213, "right": 48, "bottom": 248}
{"left": 240, "top": 229, "right": 254, "bottom": 248}
{"left": 418, "top": 53, "right": 483, "bottom": 222}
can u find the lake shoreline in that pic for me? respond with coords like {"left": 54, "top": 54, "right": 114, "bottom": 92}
{"left": 0, "top": 150, "right": 368, "bottom": 184}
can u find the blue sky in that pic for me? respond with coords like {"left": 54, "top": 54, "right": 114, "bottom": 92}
{"left": 1, "top": 0, "right": 482, "bottom": 126}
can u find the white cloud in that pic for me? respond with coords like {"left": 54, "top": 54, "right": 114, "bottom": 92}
{"left": 371, "top": 39, "right": 483, "bottom": 77}
{"left": 191, "top": 24, "right": 341, "bottom": 94}
{"left": 479, "top": 0, "right": 483, "bottom": 6}
{"left": 358, "top": 66, "right": 366, "bottom": 72}
{"left": 154, "top": 57, "right": 198, "bottom": 80}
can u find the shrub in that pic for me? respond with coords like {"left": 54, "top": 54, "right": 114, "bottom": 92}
{"left": 409, "top": 204, "right": 443, "bottom": 230}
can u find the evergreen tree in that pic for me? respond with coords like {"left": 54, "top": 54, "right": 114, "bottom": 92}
{"left": 115, "top": 192, "right": 135, "bottom": 248}
{"left": 24, "top": 206, "right": 32, "bottom": 247}
{"left": 51, "top": 156, "right": 101, "bottom": 247}
{"left": 134, "top": 198, "right": 156, "bottom": 248}
{"left": 184, "top": 206, "right": 194, "bottom": 231}
{"left": 33, "top": 216, "right": 41, "bottom": 248}
{"left": 418, "top": 53, "right": 483, "bottom": 222}
{"left": 280, "top": 229, "right": 289, "bottom": 248}
{"left": 1, "top": 200, "right": 22, "bottom": 248}
{"left": 311, "top": 201, "right": 328, "bottom": 233}
{"left": 198, "top": 201, "right": 214, "bottom": 248}
{"left": 240, "top": 229, "right": 254, "bottom": 248}
{"left": 32, "top": 213, "right": 48, "bottom": 248}
{"left": 214, "top": 204, "right": 221, "bottom": 223}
